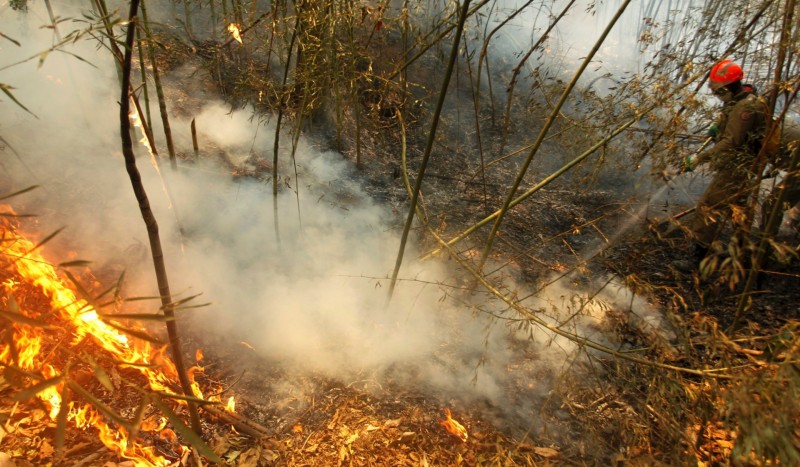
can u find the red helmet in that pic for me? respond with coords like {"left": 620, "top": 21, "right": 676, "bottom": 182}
{"left": 709, "top": 60, "right": 744, "bottom": 89}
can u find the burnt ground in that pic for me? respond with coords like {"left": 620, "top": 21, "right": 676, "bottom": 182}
{"left": 3, "top": 23, "right": 800, "bottom": 467}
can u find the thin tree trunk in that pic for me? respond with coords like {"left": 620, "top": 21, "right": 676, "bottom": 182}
{"left": 118, "top": 0, "right": 201, "bottom": 436}
{"left": 387, "top": 0, "right": 472, "bottom": 303}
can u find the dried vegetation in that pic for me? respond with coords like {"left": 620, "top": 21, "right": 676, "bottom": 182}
{"left": 2, "top": 0, "right": 800, "bottom": 465}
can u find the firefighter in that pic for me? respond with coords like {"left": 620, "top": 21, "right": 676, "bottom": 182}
{"left": 760, "top": 119, "right": 800, "bottom": 237}
{"left": 684, "top": 60, "right": 770, "bottom": 263}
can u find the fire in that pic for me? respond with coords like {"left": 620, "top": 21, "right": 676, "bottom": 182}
{"left": 439, "top": 408, "right": 468, "bottom": 442}
{"left": 227, "top": 23, "right": 243, "bottom": 44}
{"left": 0, "top": 208, "right": 188, "bottom": 465}
{"left": 186, "top": 363, "right": 236, "bottom": 412}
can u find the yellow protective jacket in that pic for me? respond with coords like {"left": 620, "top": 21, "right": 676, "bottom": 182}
{"left": 695, "top": 91, "right": 769, "bottom": 174}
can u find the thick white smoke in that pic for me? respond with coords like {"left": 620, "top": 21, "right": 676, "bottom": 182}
{"left": 1, "top": 0, "right": 672, "bottom": 435}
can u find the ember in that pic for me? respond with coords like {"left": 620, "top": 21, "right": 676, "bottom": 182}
{"left": 439, "top": 408, "right": 468, "bottom": 442}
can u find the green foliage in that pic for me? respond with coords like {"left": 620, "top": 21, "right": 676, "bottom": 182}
{"left": 10, "top": 0, "right": 28, "bottom": 12}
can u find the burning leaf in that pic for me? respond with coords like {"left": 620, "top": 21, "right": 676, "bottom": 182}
{"left": 439, "top": 408, "right": 468, "bottom": 442}
{"left": 37, "top": 439, "right": 55, "bottom": 460}
{"left": 159, "top": 428, "right": 178, "bottom": 442}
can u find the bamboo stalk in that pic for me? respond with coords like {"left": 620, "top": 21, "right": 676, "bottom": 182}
{"left": 425, "top": 217, "right": 733, "bottom": 379}
{"left": 421, "top": 69, "right": 708, "bottom": 260}
{"left": 136, "top": 25, "right": 153, "bottom": 138}
{"left": 118, "top": 0, "right": 201, "bottom": 436}
{"left": 498, "top": 0, "right": 575, "bottom": 168}
{"left": 730, "top": 80, "right": 800, "bottom": 332}
{"left": 183, "top": 0, "right": 194, "bottom": 38}
{"left": 200, "top": 405, "right": 270, "bottom": 439}
{"left": 386, "top": 0, "right": 491, "bottom": 82}
{"left": 191, "top": 118, "right": 199, "bottom": 160}
{"left": 387, "top": 0, "right": 473, "bottom": 303}
{"left": 140, "top": 0, "right": 178, "bottom": 172}
{"left": 476, "top": 0, "right": 633, "bottom": 273}
{"left": 209, "top": 0, "right": 217, "bottom": 38}
{"left": 272, "top": 20, "right": 299, "bottom": 247}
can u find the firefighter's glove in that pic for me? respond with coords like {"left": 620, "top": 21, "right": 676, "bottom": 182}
{"left": 707, "top": 123, "right": 719, "bottom": 138}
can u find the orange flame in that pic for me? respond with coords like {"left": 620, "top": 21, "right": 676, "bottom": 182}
{"left": 0, "top": 209, "right": 183, "bottom": 466}
{"left": 439, "top": 408, "right": 468, "bottom": 442}
{"left": 227, "top": 23, "right": 243, "bottom": 44}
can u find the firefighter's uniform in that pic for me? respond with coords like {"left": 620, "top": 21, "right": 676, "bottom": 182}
{"left": 688, "top": 90, "right": 768, "bottom": 249}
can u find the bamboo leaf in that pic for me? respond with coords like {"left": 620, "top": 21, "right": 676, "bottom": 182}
{"left": 2, "top": 365, "right": 44, "bottom": 382}
{"left": 55, "top": 50, "right": 98, "bottom": 68}
{"left": 26, "top": 226, "right": 65, "bottom": 255}
{"left": 61, "top": 270, "right": 94, "bottom": 306}
{"left": 37, "top": 51, "right": 50, "bottom": 68}
{"left": 99, "top": 312, "right": 176, "bottom": 322}
{"left": 128, "top": 395, "right": 151, "bottom": 441}
{"left": 94, "top": 271, "right": 125, "bottom": 302}
{"left": 0, "top": 83, "right": 37, "bottom": 118}
{"left": 123, "top": 295, "right": 166, "bottom": 303}
{"left": 102, "top": 320, "right": 164, "bottom": 344}
{"left": 0, "top": 32, "right": 21, "bottom": 47}
{"left": 153, "top": 396, "right": 222, "bottom": 463}
{"left": 0, "top": 185, "right": 39, "bottom": 201}
{"left": 83, "top": 355, "right": 114, "bottom": 392}
{"left": 164, "top": 293, "right": 205, "bottom": 309}
{"left": 58, "top": 260, "right": 93, "bottom": 268}
{"left": 0, "top": 309, "right": 56, "bottom": 329}
{"left": 173, "top": 302, "right": 212, "bottom": 312}
{"left": 68, "top": 380, "right": 131, "bottom": 431}
{"left": 113, "top": 360, "right": 159, "bottom": 370}
{"left": 13, "top": 374, "right": 65, "bottom": 402}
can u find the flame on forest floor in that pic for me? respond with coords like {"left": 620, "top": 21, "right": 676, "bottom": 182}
{"left": 440, "top": 408, "right": 468, "bottom": 442}
{"left": 0, "top": 208, "right": 230, "bottom": 465}
{"left": 227, "top": 23, "right": 243, "bottom": 44}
